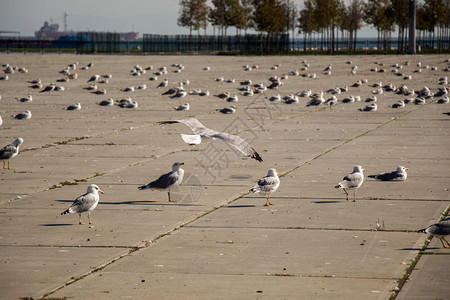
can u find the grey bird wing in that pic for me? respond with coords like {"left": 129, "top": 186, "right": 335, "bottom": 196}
{"left": 0, "top": 144, "right": 17, "bottom": 160}
{"left": 369, "top": 171, "right": 402, "bottom": 181}
{"left": 211, "top": 131, "right": 263, "bottom": 162}
{"left": 342, "top": 172, "right": 363, "bottom": 188}
{"left": 70, "top": 192, "right": 97, "bottom": 213}
{"left": 142, "top": 172, "right": 178, "bottom": 190}
{"left": 258, "top": 176, "right": 278, "bottom": 190}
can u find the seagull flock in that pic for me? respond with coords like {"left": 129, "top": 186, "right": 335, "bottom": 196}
{"left": 1, "top": 57, "right": 449, "bottom": 247}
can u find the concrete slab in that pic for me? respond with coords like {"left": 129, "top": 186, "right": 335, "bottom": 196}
{"left": 0, "top": 53, "right": 449, "bottom": 300}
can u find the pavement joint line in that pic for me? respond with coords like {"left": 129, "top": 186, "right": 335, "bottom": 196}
{"left": 184, "top": 225, "right": 420, "bottom": 233}
{"left": 0, "top": 244, "right": 139, "bottom": 249}
{"left": 389, "top": 203, "right": 450, "bottom": 299}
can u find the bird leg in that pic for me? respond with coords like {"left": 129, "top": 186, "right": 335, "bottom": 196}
{"left": 264, "top": 195, "right": 274, "bottom": 206}
{"left": 88, "top": 212, "right": 94, "bottom": 224}
{"left": 343, "top": 189, "right": 349, "bottom": 201}
{"left": 168, "top": 191, "right": 176, "bottom": 202}
{"left": 440, "top": 237, "right": 450, "bottom": 248}
{"left": 78, "top": 213, "right": 84, "bottom": 225}
{"left": 353, "top": 190, "right": 357, "bottom": 202}
{"left": 2, "top": 161, "right": 6, "bottom": 169}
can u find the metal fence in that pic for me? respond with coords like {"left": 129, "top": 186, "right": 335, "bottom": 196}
{"left": 142, "top": 34, "right": 289, "bottom": 54}
{"left": 0, "top": 34, "right": 448, "bottom": 55}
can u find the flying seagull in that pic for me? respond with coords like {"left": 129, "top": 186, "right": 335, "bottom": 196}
{"left": 249, "top": 168, "right": 280, "bottom": 206}
{"left": 418, "top": 217, "right": 450, "bottom": 248}
{"left": 61, "top": 184, "right": 103, "bottom": 225}
{"left": 368, "top": 166, "right": 408, "bottom": 181}
{"left": 0, "top": 137, "right": 23, "bottom": 169}
{"left": 138, "top": 162, "right": 184, "bottom": 202}
{"left": 158, "top": 118, "right": 263, "bottom": 162}
{"left": 335, "top": 165, "right": 364, "bottom": 202}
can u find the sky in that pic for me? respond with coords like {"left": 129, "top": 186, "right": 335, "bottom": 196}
{"left": 0, "top": 0, "right": 378, "bottom": 38}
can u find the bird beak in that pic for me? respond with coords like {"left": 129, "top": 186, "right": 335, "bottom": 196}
{"left": 181, "top": 162, "right": 185, "bottom": 165}
{"left": 99, "top": 189, "right": 104, "bottom": 194}
{"left": 277, "top": 172, "right": 280, "bottom": 176}
{"left": 405, "top": 168, "right": 409, "bottom": 171}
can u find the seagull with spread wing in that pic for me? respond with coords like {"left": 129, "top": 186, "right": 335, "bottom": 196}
{"left": 335, "top": 165, "right": 364, "bottom": 202}
{"left": 158, "top": 118, "right": 263, "bottom": 162}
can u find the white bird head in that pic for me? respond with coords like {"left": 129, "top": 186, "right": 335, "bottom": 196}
{"left": 87, "top": 184, "right": 103, "bottom": 194}
{"left": 172, "top": 162, "right": 185, "bottom": 171}
{"left": 397, "top": 166, "right": 408, "bottom": 172}
{"left": 267, "top": 168, "right": 279, "bottom": 177}
{"left": 353, "top": 165, "right": 364, "bottom": 173}
{"left": 13, "top": 137, "right": 24, "bottom": 147}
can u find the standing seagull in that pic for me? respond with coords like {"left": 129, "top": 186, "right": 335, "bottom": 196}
{"left": 138, "top": 162, "right": 184, "bottom": 202}
{"left": 158, "top": 118, "right": 263, "bottom": 162}
{"left": 61, "top": 184, "right": 104, "bottom": 225}
{"left": 249, "top": 168, "right": 280, "bottom": 206}
{"left": 418, "top": 217, "right": 450, "bottom": 248}
{"left": 368, "top": 166, "right": 408, "bottom": 181}
{"left": 335, "top": 165, "right": 364, "bottom": 202}
{"left": 0, "top": 137, "right": 23, "bottom": 169}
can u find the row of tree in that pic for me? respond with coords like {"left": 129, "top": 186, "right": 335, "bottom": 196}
{"left": 177, "top": 0, "right": 450, "bottom": 52}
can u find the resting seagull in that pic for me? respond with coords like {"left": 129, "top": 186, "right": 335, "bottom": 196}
{"left": 368, "top": 166, "right": 408, "bottom": 181}
{"left": 0, "top": 137, "right": 23, "bottom": 169}
{"left": 61, "top": 184, "right": 104, "bottom": 225}
{"left": 158, "top": 118, "right": 263, "bottom": 162}
{"left": 249, "top": 168, "right": 280, "bottom": 206}
{"left": 138, "top": 162, "right": 184, "bottom": 202}
{"left": 335, "top": 165, "right": 364, "bottom": 202}
{"left": 418, "top": 217, "right": 450, "bottom": 248}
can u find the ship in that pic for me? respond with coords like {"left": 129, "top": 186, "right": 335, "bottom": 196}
{"left": 34, "top": 20, "right": 139, "bottom": 40}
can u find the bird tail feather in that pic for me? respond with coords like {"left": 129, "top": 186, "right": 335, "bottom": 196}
{"left": 368, "top": 175, "right": 376, "bottom": 178}
{"left": 138, "top": 185, "right": 149, "bottom": 190}
{"left": 417, "top": 228, "right": 427, "bottom": 233}
{"left": 61, "top": 208, "right": 72, "bottom": 215}
{"left": 334, "top": 184, "right": 342, "bottom": 189}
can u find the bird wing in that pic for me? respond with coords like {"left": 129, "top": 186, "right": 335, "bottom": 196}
{"left": 70, "top": 192, "right": 97, "bottom": 213}
{"left": 146, "top": 172, "right": 179, "bottom": 190}
{"left": 342, "top": 172, "right": 363, "bottom": 188}
{"left": 211, "top": 131, "right": 263, "bottom": 162}
{"left": 0, "top": 144, "right": 17, "bottom": 160}
{"left": 371, "top": 171, "right": 403, "bottom": 181}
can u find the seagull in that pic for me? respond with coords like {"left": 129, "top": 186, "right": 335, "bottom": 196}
{"left": 171, "top": 89, "right": 187, "bottom": 99}
{"left": 138, "top": 162, "right": 185, "bottom": 202}
{"left": 28, "top": 79, "right": 41, "bottom": 84}
{"left": 335, "top": 165, "right": 364, "bottom": 202}
{"left": 39, "top": 83, "right": 55, "bottom": 93}
{"left": 91, "top": 88, "right": 106, "bottom": 95}
{"left": 216, "top": 105, "right": 236, "bottom": 114}
{"left": 249, "top": 168, "right": 280, "bottom": 206}
{"left": 0, "top": 137, "right": 23, "bottom": 169}
{"left": 214, "top": 92, "right": 230, "bottom": 99}
{"left": 174, "top": 103, "right": 190, "bottom": 111}
{"left": 61, "top": 184, "right": 104, "bottom": 225}
{"left": 157, "top": 79, "right": 169, "bottom": 88}
{"left": 16, "top": 95, "right": 32, "bottom": 102}
{"left": 392, "top": 100, "right": 405, "bottom": 108}
{"left": 306, "top": 97, "right": 324, "bottom": 110}
{"left": 418, "top": 217, "right": 450, "bottom": 248}
{"left": 226, "top": 95, "right": 238, "bottom": 102}
{"left": 158, "top": 118, "right": 263, "bottom": 162}
{"left": 368, "top": 166, "right": 408, "bottom": 181}
{"left": 65, "top": 103, "right": 81, "bottom": 111}
{"left": 358, "top": 103, "right": 378, "bottom": 112}
{"left": 87, "top": 74, "right": 100, "bottom": 83}
{"left": 97, "top": 98, "right": 114, "bottom": 106}
{"left": 12, "top": 110, "right": 32, "bottom": 119}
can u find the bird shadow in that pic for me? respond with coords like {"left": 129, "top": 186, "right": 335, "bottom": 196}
{"left": 225, "top": 205, "right": 256, "bottom": 208}
{"left": 398, "top": 247, "right": 441, "bottom": 251}
{"left": 312, "top": 201, "right": 341, "bottom": 204}
{"left": 40, "top": 223, "right": 73, "bottom": 227}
